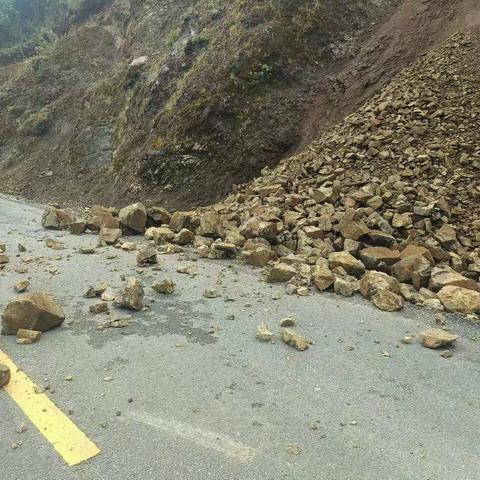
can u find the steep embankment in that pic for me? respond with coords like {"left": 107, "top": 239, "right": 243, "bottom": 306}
{"left": 0, "top": 0, "right": 478, "bottom": 210}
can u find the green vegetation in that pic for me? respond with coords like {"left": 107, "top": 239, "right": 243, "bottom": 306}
{"left": 0, "top": 0, "right": 110, "bottom": 63}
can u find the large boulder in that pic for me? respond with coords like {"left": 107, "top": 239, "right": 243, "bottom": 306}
{"left": 328, "top": 251, "right": 366, "bottom": 277}
{"left": 391, "top": 255, "right": 431, "bottom": 282}
{"left": 312, "top": 263, "right": 334, "bottom": 291}
{"left": 147, "top": 206, "right": 171, "bottom": 226}
{"left": 198, "top": 212, "right": 223, "bottom": 238}
{"left": 41, "top": 206, "right": 72, "bottom": 230}
{"left": 1, "top": 293, "right": 65, "bottom": 335}
{"left": 358, "top": 247, "right": 400, "bottom": 270}
{"left": 437, "top": 286, "right": 480, "bottom": 314}
{"left": 265, "top": 263, "right": 296, "bottom": 283}
{"left": 86, "top": 205, "right": 119, "bottom": 231}
{"left": 145, "top": 226, "right": 175, "bottom": 244}
{"left": 242, "top": 247, "right": 272, "bottom": 268}
{"left": 430, "top": 267, "right": 478, "bottom": 292}
{"left": 372, "top": 289, "right": 404, "bottom": 312}
{"left": 359, "top": 271, "right": 400, "bottom": 299}
{"left": 119, "top": 203, "right": 147, "bottom": 233}
{"left": 99, "top": 227, "right": 122, "bottom": 245}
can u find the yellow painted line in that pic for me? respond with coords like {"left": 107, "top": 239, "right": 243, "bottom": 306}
{"left": 0, "top": 349, "right": 100, "bottom": 466}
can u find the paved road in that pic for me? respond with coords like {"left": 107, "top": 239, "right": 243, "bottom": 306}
{"left": 1, "top": 195, "right": 479, "bottom": 480}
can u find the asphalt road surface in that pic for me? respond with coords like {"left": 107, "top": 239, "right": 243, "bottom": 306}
{"left": 1, "top": 195, "right": 479, "bottom": 480}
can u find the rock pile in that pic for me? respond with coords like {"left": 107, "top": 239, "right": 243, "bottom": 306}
{"left": 40, "top": 32, "right": 480, "bottom": 317}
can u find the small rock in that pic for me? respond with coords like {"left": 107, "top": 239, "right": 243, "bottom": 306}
{"left": 152, "top": 279, "right": 175, "bottom": 294}
{"left": 256, "top": 323, "right": 273, "bottom": 342}
{"left": 203, "top": 288, "right": 220, "bottom": 298}
{"left": 14, "top": 280, "right": 29, "bottom": 293}
{"left": 16, "top": 329, "right": 42, "bottom": 345}
{"left": 281, "top": 328, "right": 309, "bottom": 351}
{"left": 280, "top": 316, "right": 295, "bottom": 327}
{"left": 89, "top": 302, "right": 109, "bottom": 314}
{"left": 372, "top": 289, "right": 404, "bottom": 312}
{"left": 0, "top": 362, "right": 11, "bottom": 387}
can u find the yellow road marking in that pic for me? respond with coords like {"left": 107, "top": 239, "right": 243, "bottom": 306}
{"left": 0, "top": 349, "right": 100, "bottom": 466}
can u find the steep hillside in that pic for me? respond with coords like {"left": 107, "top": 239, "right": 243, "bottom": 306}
{"left": 0, "top": 0, "right": 478, "bottom": 210}
{"left": 0, "top": 0, "right": 397, "bottom": 206}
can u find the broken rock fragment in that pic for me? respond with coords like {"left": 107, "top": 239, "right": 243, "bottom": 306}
{"left": 281, "top": 328, "right": 309, "bottom": 351}
{"left": 1, "top": 293, "right": 65, "bottom": 335}
{"left": 14, "top": 280, "right": 29, "bottom": 293}
{"left": 152, "top": 279, "right": 175, "bottom": 294}
{"left": 265, "top": 263, "right": 296, "bottom": 283}
{"left": 371, "top": 289, "right": 404, "bottom": 312}
{"left": 0, "top": 363, "right": 11, "bottom": 387}
{"left": 99, "top": 228, "right": 122, "bottom": 245}
{"left": 328, "top": 252, "right": 365, "bottom": 277}
{"left": 16, "top": 329, "right": 42, "bottom": 345}
{"left": 114, "top": 277, "right": 144, "bottom": 311}
{"left": 136, "top": 245, "right": 158, "bottom": 266}
{"left": 420, "top": 328, "right": 459, "bottom": 349}
{"left": 256, "top": 323, "right": 273, "bottom": 342}
{"left": 89, "top": 302, "right": 109, "bottom": 314}
{"left": 359, "top": 271, "right": 399, "bottom": 299}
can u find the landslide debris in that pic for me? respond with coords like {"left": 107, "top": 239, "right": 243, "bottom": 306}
{"left": 44, "top": 31, "right": 480, "bottom": 319}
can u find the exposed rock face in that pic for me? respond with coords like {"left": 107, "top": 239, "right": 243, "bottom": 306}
{"left": 437, "top": 286, "right": 480, "bottom": 314}
{"left": 1, "top": 293, "right": 65, "bottom": 335}
{"left": 119, "top": 203, "right": 147, "bottom": 233}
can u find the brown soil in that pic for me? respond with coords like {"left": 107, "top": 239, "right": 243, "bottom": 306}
{"left": 296, "top": 0, "right": 480, "bottom": 151}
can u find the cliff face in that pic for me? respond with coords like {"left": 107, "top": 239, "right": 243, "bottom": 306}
{"left": 0, "top": 0, "right": 400, "bottom": 207}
